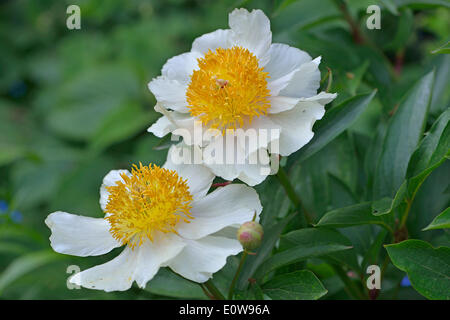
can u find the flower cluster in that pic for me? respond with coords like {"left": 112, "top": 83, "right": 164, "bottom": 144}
{"left": 45, "top": 8, "right": 335, "bottom": 292}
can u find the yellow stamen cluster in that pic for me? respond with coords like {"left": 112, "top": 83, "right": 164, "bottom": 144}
{"left": 187, "top": 46, "right": 271, "bottom": 132}
{"left": 105, "top": 164, "right": 193, "bottom": 248}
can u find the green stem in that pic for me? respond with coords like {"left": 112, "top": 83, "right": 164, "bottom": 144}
{"left": 204, "top": 280, "right": 225, "bottom": 300}
{"left": 228, "top": 251, "right": 249, "bottom": 300}
{"left": 276, "top": 166, "right": 312, "bottom": 225}
{"left": 331, "top": 264, "right": 366, "bottom": 300}
{"left": 200, "top": 284, "right": 215, "bottom": 300}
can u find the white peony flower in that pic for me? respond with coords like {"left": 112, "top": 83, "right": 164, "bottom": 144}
{"left": 147, "top": 8, "right": 336, "bottom": 186}
{"left": 45, "top": 146, "right": 262, "bottom": 292}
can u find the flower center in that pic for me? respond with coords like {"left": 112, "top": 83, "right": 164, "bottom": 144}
{"left": 105, "top": 164, "right": 193, "bottom": 248}
{"left": 187, "top": 46, "right": 271, "bottom": 132}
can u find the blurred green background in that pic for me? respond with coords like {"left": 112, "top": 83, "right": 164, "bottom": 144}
{"left": 0, "top": 0, "right": 448, "bottom": 299}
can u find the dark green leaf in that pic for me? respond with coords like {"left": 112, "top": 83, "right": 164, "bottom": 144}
{"left": 262, "top": 270, "right": 327, "bottom": 300}
{"left": 254, "top": 228, "right": 353, "bottom": 281}
{"left": 373, "top": 71, "right": 435, "bottom": 200}
{"left": 386, "top": 239, "right": 450, "bottom": 300}
{"left": 423, "top": 207, "right": 450, "bottom": 231}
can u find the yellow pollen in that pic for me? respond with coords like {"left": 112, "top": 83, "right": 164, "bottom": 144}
{"left": 105, "top": 163, "right": 193, "bottom": 248}
{"left": 187, "top": 46, "right": 271, "bottom": 132}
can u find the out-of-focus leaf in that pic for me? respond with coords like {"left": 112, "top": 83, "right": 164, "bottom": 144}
{"left": 89, "top": 102, "right": 154, "bottom": 152}
{"left": 431, "top": 41, "right": 450, "bottom": 54}
{"left": 423, "top": 207, "right": 450, "bottom": 231}
{"left": 386, "top": 239, "right": 450, "bottom": 299}
{"left": 262, "top": 270, "right": 327, "bottom": 300}
{"left": 0, "top": 250, "right": 63, "bottom": 295}
{"left": 393, "top": 0, "right": 450, "bottom": 9}
{"left": 46, "top": 65, "right": 140, "bottom": 141}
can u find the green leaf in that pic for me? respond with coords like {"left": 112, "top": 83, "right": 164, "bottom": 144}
{"left": 254, "top": 228, "right": 353, "bottom": 281}
{"left": 288, "top": 91, "right": 377, "bottom": 166}
{"left": 0, "top": 250, "right": 63, "bottom": 295}
{"left": 262, "top": 270, "right": 327, "bottom": 300}
{"left": 373, "top": 71, "right": 435, "bottom": 200}
{"left": 316, "top": 202, "right": 394, "bottom": 232}
{"left": 145, "top": 268, "right": 205, "bottom": 299}
{"left": 385, "top": 239, "right": 450, "bottom": 300}
{"left": 406, "top": 108, "right": 450, "bottom": 178}
{"left": 374, "top": 107, "right": 450, "bottom": 216}
{"left": 423, "top": 207, "right": 450, "bottom": 231}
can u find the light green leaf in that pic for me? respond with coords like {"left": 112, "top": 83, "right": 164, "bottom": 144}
{"left": 431, "top": 41, "right": 450, "bottom": 54}
{"left": 385, "top": 239, "right": 450, "bottom": 300}
{"left": 262, "top": 270, "right": 327, "bottom": 300}
{"left": 423, "top": 207, "right": 450, "bottom": 231}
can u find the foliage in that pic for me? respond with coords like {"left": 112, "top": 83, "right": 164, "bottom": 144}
{"left": 0, "top": 0, "right": 449, "bottom": 300}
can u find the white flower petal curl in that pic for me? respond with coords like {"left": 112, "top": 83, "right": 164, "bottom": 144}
{"left": 100, "top": 169, "right": 131, "bottom": 213}
{"left": 147, "top": 76, "right": 188, "bottom": 113}
{"left": 45, "top": 211, "right": 121, "bottom": 257}
{"left": 228, "top": 8, "right": 272, "bottom": 66}
{"left": 70, "top": 234, "right": 185, "bottom": 292}
{"left": 192, "top": 29, "right": 233, "bottom": 54}
{"left": 268, "top": 100, "right": 326, "bottom": 156}
{"left": 168, "top": 235, "right": 242, "bottom": 283}
{"left": 177, "top": 184, "right": 262, "bottom": 239}
{"left": 278, "top": 56, "right": 322, "bottom": 99}
{"left": 161, "top": 51, "right": 202, "bottom": 84}
{"left": 265, "top": 43, "right": 312, "bottom": 80}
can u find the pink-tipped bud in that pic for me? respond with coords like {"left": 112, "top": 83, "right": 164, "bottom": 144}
{"left": 237, "top": 221, "right": 263, "bottom": 250}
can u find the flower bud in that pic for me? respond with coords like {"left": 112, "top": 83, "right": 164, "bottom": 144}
{"left": 237, "top": 221, "right": 263, "bottom": 250}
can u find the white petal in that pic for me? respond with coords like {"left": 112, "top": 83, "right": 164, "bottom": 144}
{"left": 268, "top": 96, "right": 301, "bottom": 114}
{"left": 177, "top": 184, "right": 262, "bottom": 239}
{"left": 236, "top": 160, "right": 272, "bottom": 186}
{"left": 147, "top": 115, "right": 174, "bottom": 138}
{"left": 45, "top": 211, "right": 121, "bottom": 257}
{"left": 278, "top": 56, "right": 322, "bottom": 99}
{"left": 228, "top": 8, "right": 272, "bottom": 66}
{"left": 161, "top": 51, "right": 202, "bottom": 84}
{"left": 268, "top": 92, "right": 336, "bottom": 114}
{"left": 265, "top": 43, "right": 312, "bottom": 80}
{"left": 168, "top": 236, "right": 242, "bottom": 283}
{"left": 70, "top": 234, "right": 185, "bottom": 292}
{"left": 164, "top": 144, "right": 214, "bottom": 200}
{"left": 298, "top": 91, "right": 337, "bottom": 104}
{"left": 100, "top": 169, "right": 131, "bottom": 213}
{"left": 268, "top": 101, "right": 325, "bottom": 156}
{"left": 147, "top": 76, "right": 188, "bottom": 113}
{"left": 147, "top": 109, "right": 195, "bottom": 139}
{"left": 192, "top": 29, "right": 233, "bottom": 54}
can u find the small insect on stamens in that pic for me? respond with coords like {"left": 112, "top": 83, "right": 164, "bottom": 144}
{"left": 215, "top": 77, "right": 229, "bottom": 88}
